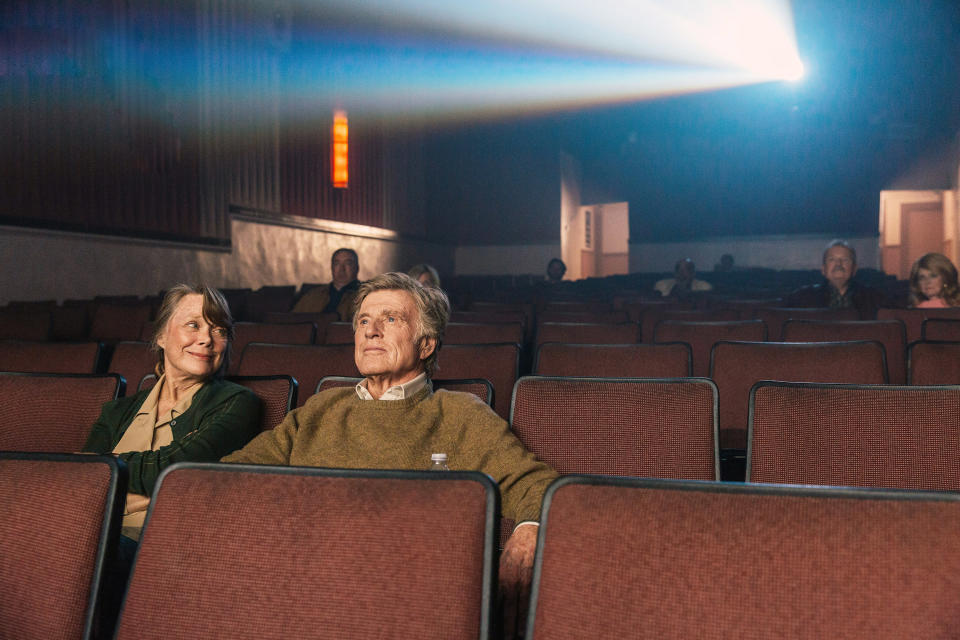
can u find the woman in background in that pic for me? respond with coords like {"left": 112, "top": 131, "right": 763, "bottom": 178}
{"left": 909, "top": 253, "right": 960, "bottom": 308}
{"left": 408, "top": 263, "right": 441, "bottom": 288}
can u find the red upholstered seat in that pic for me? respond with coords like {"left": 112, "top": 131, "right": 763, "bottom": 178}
{"left": 528, "top": 476, "right": 960, "bottom": 639}
{"left": 908, "top": 341, "right": 960, "bottom": 385}
{"left": 444, "top": 322, "right": 524, "bottom": 345}
{"left": 117, "top": 465, "right": 497, "bottom": 640}
{"left": 922, "top": 318, "right": 960, "bottom": 342}
{"left": 878, "top": 307, "right": 960, "bottom": 343}
{"left": 534, "top": 342, "right": 691, "bottom": 377}
{"left": 89, "top": 302, "right": 153, "bottom": 344}
{"left": 535, "top": 322, "right": 639, "bottom": 347}
{"left": 0, "top": 309, "right": 52, "bottom": 341}
{"left": 0, "top": 340, "right": 102, "bottom": 374}
{"left": 756, "top": 306, "right": 859, "bottom": 340}
{"left": 510, "top": 376, "right": 717, "bottom": 480}
{"left": 108, "top": 341, "right": 156, "bottom": 392}
{"left": 229, "top": 322, "right": 316, "bottom": 373}
{"left": 654, "top": 319, "right": 766, "bottom": 377}
{"left": 748, "top": 381, "right": 960, "bottom": 489}
{"left": 227, "top": 375, "right": 296, "bottom": 431}
{"left": 710, "top": 340, "right": 887, "bottom": 450}
{"left": 0, "top": 452, "right": 125, "bottom": 640}
{"left": 236, "top": 342, "right": 357, "bottom": 407}
{"left": 437, "top": 343, "right": 520, "bottom": 420}
{"left": 782, "top": 319, "right": 907, "bottom": 383}
{"left": 0, "top": 373, "right": 123, "bottom": 452}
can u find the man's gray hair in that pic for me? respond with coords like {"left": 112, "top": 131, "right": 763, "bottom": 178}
{"left": 822, "top": 239, "right": 857, "bottom": 265}
{"left": 352, "top": 272, "right": 450, "bottom": 377}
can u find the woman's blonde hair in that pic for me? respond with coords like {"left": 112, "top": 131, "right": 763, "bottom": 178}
{"left": 909, "top": 253, "right": 960, "bottom": 307}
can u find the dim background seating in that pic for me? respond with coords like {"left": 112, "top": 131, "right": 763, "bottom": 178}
{"left": 438, "top": 343, "right": 521, "bottom": 420}
{"left": 235, "top": 343, "right": 357, "bottom": 407}
{"left": 0, "top": 373, "right": 124, "bottom": 453}
{"left": 0, "top": 452, "right": 126, "bottom": 640}
{"left": 115, "top": 464, "right": 497, "bottom": 640}
{"left": 534, "top": 342, "right": 691, "bottom": 378}
{"left": 921, "top": 318, "right": 960, "bottom": 341}
{"left": 781, "top": 319, "right": 907, "bottom": 383}
{"left": 748, "top": 381, "right": 960, "bottom": 490}
{"left": 756, "top": 306, "right": 860, "bottom": 340}
{"left": 107, "top": 341, "right": 155, "bottom": 394}
{"left": 527, "top": 476, "right": 960, "bottom": 639}
{"left": 878, "top": 307, "right": 960, "bottom": 343}
{"left": 0, "top": 340, "right": 102, "bottom": 374}
{"left": 654, "top": 319, "right": 766, "bottom": 377}
{"left": 510, "top": 376, "right": 718, "bottom": 480}
{"left": 229, "top": 322, "right": 317, "bottom": 373}
{"left": 641, "top": 307, "right": 741, "bottom": 343}
{"left": 535, "top": 322, "right": 640, "bottom": 348}
{"left": 908, "top": 341, "right": 960, "bottom": 385}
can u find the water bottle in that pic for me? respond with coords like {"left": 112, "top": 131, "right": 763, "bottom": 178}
{"left": 429, "top": 453, "right": 449, "bottom": 471}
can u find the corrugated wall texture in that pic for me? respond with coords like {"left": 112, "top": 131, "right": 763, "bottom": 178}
{"left": 2, "top": 0, "right": 426, "bottom": 244}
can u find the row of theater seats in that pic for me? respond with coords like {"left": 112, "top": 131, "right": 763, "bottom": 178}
{"left": 2, "top": 368, "right": 960, "bottom": 485}
{"left": 5, "top": 453, "right": 959, "bottom": 640}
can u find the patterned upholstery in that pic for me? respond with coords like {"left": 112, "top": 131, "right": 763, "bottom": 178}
{"left": 0, "top": 373, "right": 123, "bottom": 452}
{"left": 510, "top": 376, "right": 717, "bottom": 480}
{"left": 0, "top": 452, "right": 125, "bottom": 640}
{"left": 534, "top": 342, "right": 691, "bottom": 377}
{"left": 908, "top": 341, "right": 960, "bottom": 385}
{"left": 528, "top": 476, "right": 960, "bottom": 639}
{"left": 438, "top": 343, "right": 520, "bottom": 420}
{"left": 0, "top": 340, "right": 101, "bottom": 374}
{"left": 535, "top": 322, "right": 639, "bottom": 348}
{"left": 108, "top": 341, "right": 156, "bottom": 393}
{"left": 748, "top": 381, "right": 960, "bottom": 489}
{"left": 710, "top": 341, "right": 887, "bottom": 450}
{"left": 316, "top": 376, "right": 494, "bottom": 407}
{"left": 654, "top": 319, "right": 767, "bottom": 376}
{"left": 236, "top": 343, "right": 356, "bottom": 406}
{"left": 117, "top": 465, "right": 497, "bottom": 640}
{"left": 227, "top": 375, "right": 296, "bottom": 431}
{"left": 756, "top": 307, "right": 859, "bottom": 340}
{"left": 642, "top": 308, "right": 741, "bottom": 343}
{"left": 782, "top": 319, "right": 907, "bottom": 383}
{"left": 922, "top": 318, "right": 960, "bottom": 342}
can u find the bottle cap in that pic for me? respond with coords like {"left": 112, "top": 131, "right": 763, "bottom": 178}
{"left": 431, "top": 453, "right": 448, "bottom": 462}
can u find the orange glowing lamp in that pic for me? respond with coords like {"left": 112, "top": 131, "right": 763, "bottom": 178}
{"left": 332, "top": 110, "right": 349, "bottom": 189}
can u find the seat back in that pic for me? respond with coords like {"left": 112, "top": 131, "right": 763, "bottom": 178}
{"left": 535, "top": 322, "right": 639, "bottom": 347}
{"left": 437, "top": 343, "right": 520, "bottom": 420}
{"left": 0, "top": 340, "right": 102, "bottom": 374}
{"left": 908, "top": 341, "right": 960, "bottom": 385}
{"left": 117, "top": 465, "right": 497, "bottom": 640}
{"left": 316, "top": 376, "right": 495, "bottom": 407}
{"left": 445, "top": 322, "right": 525, "bottom": 345}
{"left": 640, "top": 308, "right": 740, "bottom": 343}
{"left": 922, "top": 318, "right": 960, "bottom": 341}
{"left": 0, "top": 452, "right": 126, "bottom": 640}
{"left": 511, "top": 377, "right": 717, "bottom": 480}
{"left": 0, "top": 309, "right": 52, "bottom": 341}
{"left": 88, "top": 302, "right": 153, "bottom": 344}
{"left": 748, "top": 381, "right": 960, "bottom": 489}
{"left": 323, "top": 321, "right": 355, "bottom": 344}
{"left": 108, "top": 341, "right": 156, "bottom": 394}
{"left": 782, "top": 319, "right": 907, "bottom": 383}
{"left": 262, "top": 311, "right": 339, "bottom": 341}
{"left": 534, "top": 342, "right": 691, "bottom": 377}
{"left": 654, "top": 320, "right": 766, "bottom": 376}
{"left": 878, "top": 307, "right": 960, "bottom": 343}
{"left": 230, "top": 322, "right": 317, "bottom": 373}
{"left": 236, "top": 343, "right": 357, "bottom": 407}
{"left": 528, "top": 476, "right": 960, "bottom": 639}
{"left": 0, "top": 373, "right": 124, "bottom": 452}
{"left": 710, "top": 341, "right": 887, "bottom": 450}
{"left": 756, "top": 307, "right": 859, "bottom": 340}
{"left": 227, "top": 375, "right": 297, "bottom": 431}
{"left": 240, "top": 285, "right": 297, "bottom": 321}
{"left": 537, "top": 310, "right": 628, "bottom": 324}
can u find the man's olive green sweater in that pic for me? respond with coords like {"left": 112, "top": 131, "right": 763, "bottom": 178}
{"left": 222, "top": 385, "right": 557, "bottom": 523}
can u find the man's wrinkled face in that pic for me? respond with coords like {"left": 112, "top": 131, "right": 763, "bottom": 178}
{"left": 331, "top": 250, "right": 359, "bottom": 289}
{"left": 354, "top": 289, "right": 435, "bottom": 381}
{"left": 822, "top": 245, "right": 856, "bottom": 291}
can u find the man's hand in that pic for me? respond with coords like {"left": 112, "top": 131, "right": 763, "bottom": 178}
{"left": 499, "top": 523, "right": 539, "bottom": 639}
{"left": 124, "top": 493, "right": 150, "bottom": 515}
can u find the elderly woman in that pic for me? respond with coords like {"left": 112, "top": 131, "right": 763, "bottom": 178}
{"left": 84, "top": 284, "right": 262, "bottom": 541}
{"left": 407, "top": 263, "right": 441, "bottom": 288}
{"left": 909, "top": 253, "right": 960, "bottom": 308}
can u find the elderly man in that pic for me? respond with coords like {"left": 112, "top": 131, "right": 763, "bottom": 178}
{"left": 224, "top": 272, "right": 556, "bottom": 625}
{"left": 654, "top": 258, "right": 713, "bottom": 298}
{"left": 291, "top": 247, "right": 361, "bottom": 319}
{"left": 786, "top": 239, "right": 884, "bottom": 319}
